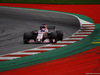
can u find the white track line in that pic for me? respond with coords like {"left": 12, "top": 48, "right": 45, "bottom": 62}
{"left": 79, "top": 19, "right": 94, "bottom": 24}
{"left": 81, "top": 27, "right": 94, "bottom": 29}
{"left": 72, "top": 35, "right": 88, "bottom": 37}
{"left": 63, "top": 38, "right": 83, "bottom": 40}
{"left": 45, "top": 44, "right": 66, "bottom": 47}
{"left": 58, "top": 41, "right": 76, "bottom": 43}
{"left": 0, "top": 57, "right": 20, "bottom": 60}
{"left": 29, "top": 48, "right": 55, "bottom": 50}
{"left": 10, "top": 52, "right": 40, "bottom": 55}
{"left": 82, "top": 25, "right": 94, "bottom": 26}
{"left": 79, "top": 30, "right": 94, "bottom": 31}
{"left": 75, "top": 32, "right": 92, "bottom": 34}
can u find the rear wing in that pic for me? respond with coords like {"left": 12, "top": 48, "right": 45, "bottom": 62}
{"left": 40, "top": 25, "right": 56, "bottom": 30}
{"left": 47, "top": 26, "right": 56, "bottom": 30}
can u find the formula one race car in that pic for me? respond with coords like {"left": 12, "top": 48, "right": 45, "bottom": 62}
{"left": 23, "top": 25, "right": 63, "bottom": 44}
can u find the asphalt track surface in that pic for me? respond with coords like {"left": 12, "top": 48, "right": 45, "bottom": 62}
{"left": 0, "top": 7, "right": 80, "bottom": 55}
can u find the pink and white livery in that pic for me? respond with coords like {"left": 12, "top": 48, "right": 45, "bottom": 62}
{"left": 23, "top": 24, "right": 63, "bottom": 44}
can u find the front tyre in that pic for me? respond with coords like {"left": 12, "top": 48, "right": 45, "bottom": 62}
{"left": 23, "top": 39, "right": 29, "bottom": 44}
{"left": 23, "top": 33, "right": 30, "bottom": 44}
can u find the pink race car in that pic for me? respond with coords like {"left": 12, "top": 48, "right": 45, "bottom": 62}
{"left": 23, "top": 25, "right": 63, "bottom": 44}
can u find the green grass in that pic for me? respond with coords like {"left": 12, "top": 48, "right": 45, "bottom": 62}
{"left": 0, "top": 0, "right": 100, "bottom": 4}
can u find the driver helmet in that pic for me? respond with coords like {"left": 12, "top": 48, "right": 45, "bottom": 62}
{"left": 42, "top": 24, "right": 47, "bottom": 28}
{"left": 41, "top": 29, "right": 45, "bottom": 32}
{"left": 42, "top": 26, "right": 45, "bottom": 28}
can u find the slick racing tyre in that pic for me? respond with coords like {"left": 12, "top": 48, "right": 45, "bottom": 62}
{"left": 50, "top": 32, "right": 57, "bottom": 43}
{"left": 56, "top": 30, "right": 63, "bottom": 41}
{"left": 23, "top": 39, "right": 29, "bottom": 44}
{"left": 23, "top": 32, "right": 32, "bottom": 44}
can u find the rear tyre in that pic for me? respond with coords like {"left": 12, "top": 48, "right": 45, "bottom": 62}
{"left": 56, "top": 30, "right": 63, "bottom": 41}
{"left": 49, "top": 32, "right": 57, "bottom": 43}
